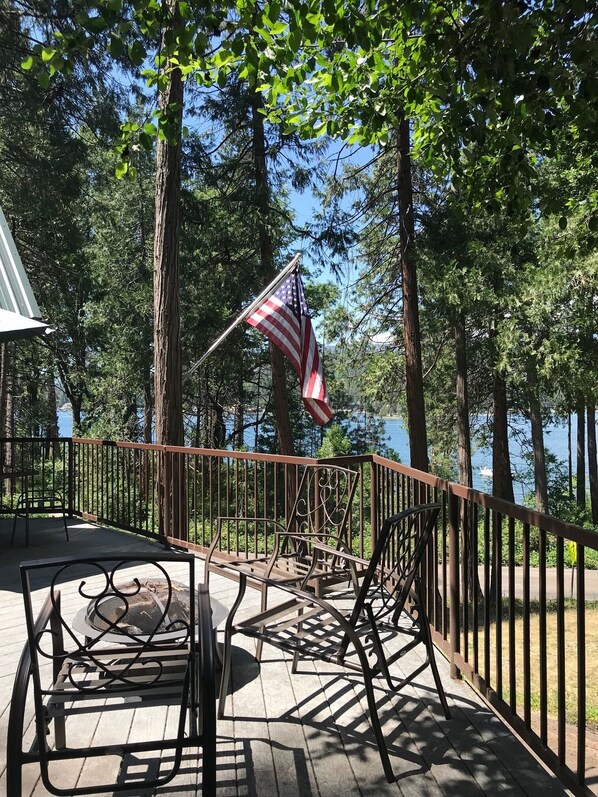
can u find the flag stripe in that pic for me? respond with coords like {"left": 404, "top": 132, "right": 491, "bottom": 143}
{"left": 246, "top": 269, "right": 332, "bottom": 425}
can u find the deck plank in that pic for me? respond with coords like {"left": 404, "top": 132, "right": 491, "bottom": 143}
{"left": 260, "top": 650, "right": 321, "bottom": 797}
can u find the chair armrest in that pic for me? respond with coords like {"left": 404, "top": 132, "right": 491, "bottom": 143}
{"left": 311, "top": 540, "right": 368, "bottom": 568}
{"left": 216, "top": 516, "right": 285, "bottom": 528}
{"left": 273, "top": 533, "right": 353, "bottom": 559}
{"left": 197, "top": 584, "right": 216, "bottom": 734}
{"left": 273, "top": 531, "right": 348, "bottom": 549}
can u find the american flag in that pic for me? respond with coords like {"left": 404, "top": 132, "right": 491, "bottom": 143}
{"left": 247, "top": 270, "right": 333, "bottom": 425}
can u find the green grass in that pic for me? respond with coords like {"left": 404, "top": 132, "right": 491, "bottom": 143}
{"left": 465, "top": 599, "right": 598, "bottom": 730}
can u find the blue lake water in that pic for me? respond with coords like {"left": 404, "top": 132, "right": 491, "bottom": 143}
{"left": 58, "top": 410, "right": 577, "bottom": 503}
{"left": 383, "top": 415, "right": 575, "bottom": 503}
{"left": 58, "top": 410, "right": 73, "bottom": 437}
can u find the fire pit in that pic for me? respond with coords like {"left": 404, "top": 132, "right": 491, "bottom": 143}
{"left": 72, "top": 577, "right": 228, "bottom": 647}
{"left": 85, "top": 578, "right": 191, "bottom": 638}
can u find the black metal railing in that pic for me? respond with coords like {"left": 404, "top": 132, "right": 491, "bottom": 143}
{"left": 0, "top": 437, "right": 70, "bottom": 512}
{"left": 370, "top": 455, "right": 597, "bottom": 796}
{"left": 1, "top": 436, "right": 596, "bottom": 795}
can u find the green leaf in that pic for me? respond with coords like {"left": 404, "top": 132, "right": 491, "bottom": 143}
{"left": 83, "top": 16, "right": 107, "bottom": 33}
{"left": 231, "top": 36, "right": 244, "bottom": 56}
{"left": 558, "top": 216, "right": 568, "bottom": 230}
{"left": 143, "top": 122, "right": 158, "bottom": 136}
{"left": 289, "top": 28, "right": 301, "bottom": 51}
{"left": 37, "top": 70, "right": 49, "bottom": 88}
{"left": 178, "top": 1, "right": 191, "bottom": 18}
{"left": 108, "top": 34, "right": 123, "bottom": 58}
{"left": 21, "top": 55, "right": 34, "bottom": 70}
{"left": 115, "top": 160, "right": 129, "bottom": 179}
{"left": 41, "top": 47, "right": 56, "bottom": 63}
{"left": 139, "top": 132, "right": 153, "bottom": 150}
{"left": 214, "top": 49, "right": 233, "bottom": 67}
{"left": 129, "top": 40, "right": 146, "bottom": 66}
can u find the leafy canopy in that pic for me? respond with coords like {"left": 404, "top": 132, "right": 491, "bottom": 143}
{"left": 20, "top": 0, "right": 598, "bottom": 215}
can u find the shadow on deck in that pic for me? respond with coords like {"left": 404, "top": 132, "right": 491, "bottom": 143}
{"left": 0, "top": 518, "right": 570, "bottom": 796}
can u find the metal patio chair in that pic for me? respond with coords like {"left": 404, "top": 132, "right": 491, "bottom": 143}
{"left": 217, "top": 503, "right": 450, "bottom": 783}
{"left": 11, "top": 488, "right": 69, "bottom": 547}
{"left": 7, "top": 552, "right": 216, "bottom": 796}
{"left": 205, "top": 462, "right": 360, "bottom": 608}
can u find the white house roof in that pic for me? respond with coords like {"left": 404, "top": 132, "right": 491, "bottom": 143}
{"left": 0, "top": 206, "right": 50, "bottom": 341}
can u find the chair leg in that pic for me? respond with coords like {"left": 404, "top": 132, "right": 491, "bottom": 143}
{"left": 54, "top": 714, "right": 66, "bottom": 749}
{"left": 291, "top": 604, "right": 306, "bottom": 674}
{"left": 6, "top": 757, "right": 22, "bottom": 797}
{"left": 352, "top": 639, "right": 396, "bottom": 783}
{"left": 218, "top": 576, "right": 247, "bottom": 719}
{"left": 10, "top": 515, "right": 17, "bottom": 546}
{"left": 218, "top": 622, "right": 234, "bottom": 719}
{"left": 373, "top": 591, "right": 451, "bottom": 720}
{"left": 363, "top": 602, "right": 395, "bottom": 687}
{"left": 291, "top": 649, "right": 301, "bottom": 674}
{"left": 416, "top": 596, "right": 451, "bottom": 720}
{"left": 255, "top": 581, "right": 268, "bottom": 662}
{"left": 202, "top": 735, "right": 217, "bottom": 797}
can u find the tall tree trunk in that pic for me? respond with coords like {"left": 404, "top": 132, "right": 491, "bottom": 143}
{"left": 454, "top": 314, "right": 472, "bottom": 487}
{"left": 254, "top": 365, "right": 261, "bottom": 450}
{"left": 269, "top": 345, "right": 294, "bottom": 453}
{"left": 5, "top": 358, "right": 13, "bottom": 439}
{"left": 397, "top": 115, "right": 428, "bottom": 472}
{"left": 4, "top": 348, "right": 14, "bottom": 498}
{"left": 46, "top": 370, "right": 58, "bottom": 437}
{"left": 1, "top": 343, "right": 10, "bottom": 498}
{"left": 527, "top": 363, "right": 547, "bottom": 512}
{"left": 153, "top": 6, "right": 185, "bottom": 540}
{"left": 55, "top": 356, "right": 84, "bottom": 436}
{"left": 27, "top": 378, "right": 39, "bottom": 437}
{"left": 588, "top": 401, "right": 598, "bottom": 524}
{"left": 0, "top": 343, "right": 8, "bottom": 450}
{"left": 46, "top": 368, "right": 60, "bottom": 457}
{"left": 153, "top": 75, "right": 183, "bottom": 445}
{"left": 454, "top": 314, "right": 481, "bottom": 601}
{"left": 492, "top": 370, "right": 514, "bottom": 503}
{"left": 576, "top": 394, "right": 586, "bottom": 510}
{"left": 250, "top": 88, "right": 294, "bottom": 455}
{"left": 234, "top": 382, "right": 245, "bottom": 450}
{"left": 123, "top": 400, "right": 138, "bottom": 440}
{"left": 143, "top": 357, "right": 152, "bottom": 444}
{"left": 70, "top": 396, "right": 83, "bottom": 435}
{"left": 568, "top": 411, "right": 573, "bottom": 499}
{"left": 138, "top": 164, "right": 153, "bottom": 447}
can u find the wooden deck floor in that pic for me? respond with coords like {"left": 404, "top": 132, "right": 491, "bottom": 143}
{"left": 0, "top": 518, "right": 570, "bottom": 797}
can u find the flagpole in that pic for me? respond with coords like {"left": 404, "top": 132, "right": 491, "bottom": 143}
{"left": 183, "top": 252, "right": 301, "bottom": 383}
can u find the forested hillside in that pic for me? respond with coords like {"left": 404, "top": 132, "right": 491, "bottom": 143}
{"left": 0, "top": 0, "right": 596, "bottom": 523}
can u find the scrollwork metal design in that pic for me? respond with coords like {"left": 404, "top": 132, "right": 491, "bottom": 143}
{"left": 33, "top": 559, "right": 192, "bottom": 694}
{"left": 294, "top": 466, "right": 354, "bottom": 537}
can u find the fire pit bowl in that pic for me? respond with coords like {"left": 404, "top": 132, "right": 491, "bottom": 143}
{"left": 82, "top": 578, "right": 191, "bottom": 639}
